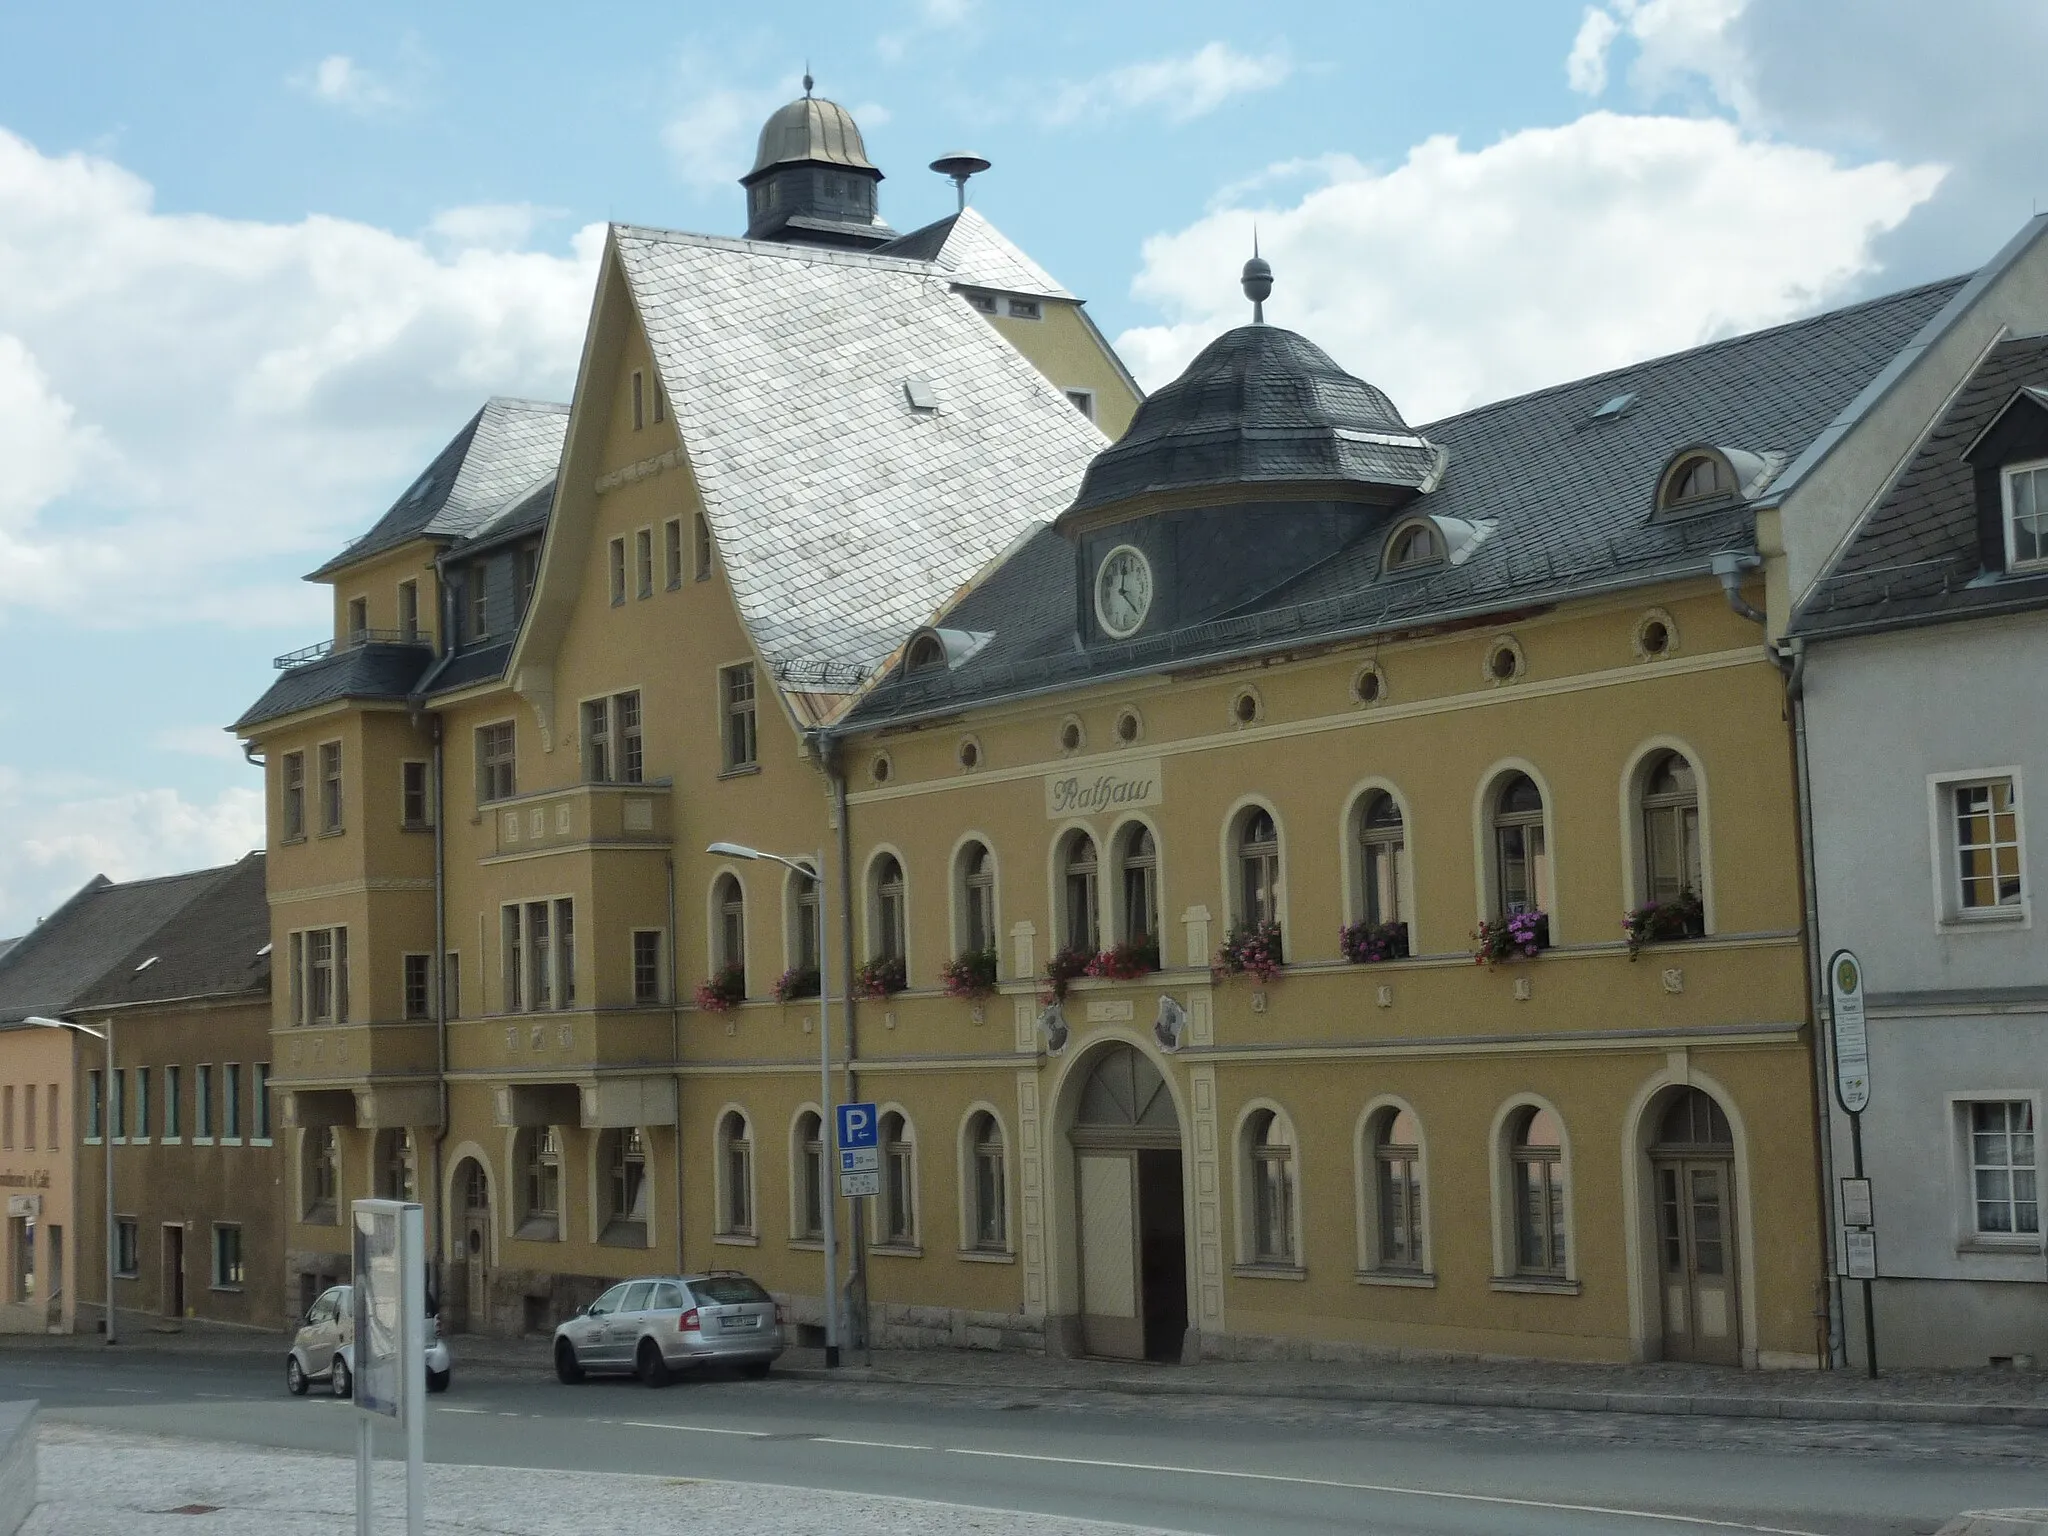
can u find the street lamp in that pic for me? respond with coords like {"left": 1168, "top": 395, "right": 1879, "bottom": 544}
{"left": 26, "top": 1015, "right": 114, "bottom": 1345}
{"left": 705, "top": 842, "right": 841, "bottom": 1368}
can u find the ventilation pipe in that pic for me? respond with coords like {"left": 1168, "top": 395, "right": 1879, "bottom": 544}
{"left": 1711, "top": 551, "right": 1767, "bottom": 625}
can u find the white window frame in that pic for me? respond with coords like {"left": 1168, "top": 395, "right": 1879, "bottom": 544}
{"left": 1949, "top": 1091, "right": 2043, "bottom": 1254}
{"left": 607, "top": 537, "right": 627, "bottom": 606}
{"left": 663, "top": 518, "right": 683, "bottom": 589}
{"left": 1927, "top": 768, "right": 2030, "bottom": 927}
{"left": 399, "top": 759, "right": 433, "bottom": 830}
{"left": 1355, "top": 1098, "right": 1433, "bottom": 1282}
{"left": 719, "top": 661, "right": 758, "bottom": 772}
{"left": 871, "top": 1104, "right": 920, "bottom": 1254}
{"left": 1489, "top": 1095, "right": 1577, "bottom": 1290}
{"left": 1064, "top": 388, "right": 1096, "bottom": 422}
{"left": 2002, "top": 457, "right": 2048, "bottom": 573}
{"left": 630, "top": 929, "right": 667, "bottom": 1007}
{"left": 789, "top": 1104, "right": 825, "bottom": 1245}
{"left": 714, "top": 1106, "right": 757, "bottom": 1244}
{"left": 957, "top": 1104, "right": 1011, "bottom": 1259}
{"left": 634, "top": 526, "right": 654, "bottom": 600}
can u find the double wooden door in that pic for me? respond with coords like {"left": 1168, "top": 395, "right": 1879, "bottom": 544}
{"left": 1656, "top": 1157, "right": 1739, "bottom": 1365}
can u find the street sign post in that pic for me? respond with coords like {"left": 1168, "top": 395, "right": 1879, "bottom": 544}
{"left": 837, "top": 1104, "right": 878, "bottom": 1199}
{"left": 1826, "top": 950, "right": 1879, "bottom": 1378}
{"left": 837, "top": 1102, "right": 877, "bottom": 1151}
{"left": 351, "top": 1198, "right": 425, "bottom": 1536}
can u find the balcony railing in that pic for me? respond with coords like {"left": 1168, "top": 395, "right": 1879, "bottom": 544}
{"left": 273, "top": 629, "right": 428, "bottom": 669}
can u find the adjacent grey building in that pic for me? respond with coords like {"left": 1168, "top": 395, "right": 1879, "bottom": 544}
{"left": 1792, "top": 269, "right": 2048, "bottom": 1366}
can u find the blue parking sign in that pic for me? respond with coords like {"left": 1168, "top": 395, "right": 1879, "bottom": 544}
{"left": 837, "top": 1102, "right": 877, "bottom": 1150}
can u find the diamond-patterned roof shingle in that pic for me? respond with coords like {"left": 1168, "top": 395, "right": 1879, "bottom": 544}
{"left": 875, "top": 209, "right": 1075, "bottom": 300}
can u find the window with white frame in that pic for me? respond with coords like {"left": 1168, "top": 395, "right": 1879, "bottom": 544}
{"left": 721, "top": 664, "right": 758, "bottom": 770}
{"left": 502, "top": 900, "right": 573, "bottom": 1012}
{"left": 635, "top": 528, "right": 654, "bottom": 599}
{"left": 1115, "top": 824, "right": 1158, "bottom": 949}
{"left": 1507, "top": 1105, "right": 1567, "bottom": 1277}
{"left": 602, "top": 1127, "right": 650, "bottom": 1245}
{"left": 717, "top": 1110, "right": 754, "bottom": 1237}
{"left": 582, "top": 691, "right": 644, "bottom": 784}
{"left": 958, "top": 842, "right": 996, "bottom": 956}
{"left": 966, "top": 1111, "right": 1006, "bottom": 1252}
{"left": 288, "top": 927, "right": 349, "bottom": 1025}
{"left": 879, "top": 1110, "right": 916, "bottom": 1247}
{"left": 663, "top": 518, "right": 683, "bottom": 588}
{"left": 164, "top": 1065, "right": 181, "bottom": 1140}
{"left": 476, "top": 722, "right": 516, "bottom": 802}
{"left": 632, "top": 930, "right": 664, "bottom": 1005}
{"left": 318, "top": 741, "right": 343, "bottom": 833}
{"left": 1640, "top": 752, "right": 1702, "bottom": 906}
{"left": 1242, "top": 1107, "right": 1297, "bottom": 1267}
{"left": 195, "top": 1064, "right": 214, "bottom": 1140}
{"left": 224, "top": 1063, "right": 242, "bottom": 1140}
{"left": 213, "top": 1224, "right": 244, "bottom": 1288}
{"left": 519, "top": 1126, "right": 562, "bottom": 1239}
{"left": 402, "top": 954, "right": 431, "bottom": 1020}
{"left": 1491, "top": 774, "right": 1551, "bottom": 919}
{"left": 2005, "top": 460, "right": 2048, "bottom": 570}
{"left": 608, "top": 537, "right": 627, "bottom": 605}
{"left": 713, "top": 873, "right": 747, "bottom": 984}
{"left": 1354, "top": 791, "right": 1406, "bottom": 927}
{"left": 1965, "top": 1100, "right": 2038, "bottom": 1240}
{"left": 281, "top": 751, "right": 306, "bottom": 841}
{"left": 871, "top": 855, "right": 907, "bottom": 965}
{"left": 1366, "top": 1105, "right": 1425, "bottom": 1273}
{"left": 1236, "top": 808, "right": 1282, "bottom": 930}
{"left": 400, "top": 760, "right": 432, "bottom": 829}
{"left": 791, "top": 865, "right": 821, "bottom": 975}
{"left": 1059, "top": 830, "right": 1100, "bottom": 955}
{"left": 1939, "top": 775, "right": 2025, "bottom": 916}
{"left": 794, "top": 1111, "right": 824, "bottom": 1241}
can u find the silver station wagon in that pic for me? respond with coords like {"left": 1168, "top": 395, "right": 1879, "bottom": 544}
{"left": 287, "top": 1282, "right": 452, "bottom": 1397}
{"left": 552, "top": 1272, "right": 784, "bottom": 1386}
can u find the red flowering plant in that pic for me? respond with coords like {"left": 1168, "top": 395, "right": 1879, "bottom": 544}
{"left": 695, "top": 963, "right": 746, "bottom": 1013}
{"left": 772, "top": 965, "right": 820, "bottom": 1003}
{"left": 1086, "top": 936, "right": 1161, "bottom": 981}
{"left": 1338, "top": 919, "right": 1410, "bottom": 964}
{"left": 852, "top": 955, "right": 907, "bottom": 1000}
{"left": 940, "top": 948, "right": 999, "bottom": 1000}
{"left": 1215, "top": 921, "right": 1284, "bottom": 983}
{"left": 1622, "top": 892, "right": 1705, "bottom": 960}
{"left": 1473, "top": 910, "right": 1549, "bottom": 965}
{"left": 1042, "top": 946, "right": 1096, "bottom": 1003}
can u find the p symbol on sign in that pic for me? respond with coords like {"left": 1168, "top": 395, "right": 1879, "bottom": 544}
{"left": 837, "top": 1102, "right": 878, "bottom": 1150}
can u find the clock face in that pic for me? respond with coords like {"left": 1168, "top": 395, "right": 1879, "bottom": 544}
{"left": 1094, "top": 545, "right": 1153, "bottom": 638}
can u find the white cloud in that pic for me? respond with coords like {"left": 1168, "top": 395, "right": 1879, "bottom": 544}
{"left": 0, "top": 127, "right": 602, "bottom": 627}
{"left": 426, "top": 202, "right": 561, "bottom": 253}
{"left": 663, "top": 72, "right": 803, "bottom": 190}
{"left": 1115, "top": 113, "right": 1942, "bottom": 420}
{"left": 0, "top": 767, "right": 264, "bottom": 934}
{"left": 1566, "top": 7, "right": 1622, "bottom": 95}
{"left": 292, "top": 54, "right": 400, "bottom": 115}
{"left": 1044, "top": 43, "right": 1292, "bottom": 128}
{"left": 152, "top": 725, "right": 249, "bottom": 765}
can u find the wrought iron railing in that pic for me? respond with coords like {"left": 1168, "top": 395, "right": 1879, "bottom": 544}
{"left": 272, "top": 629, "right": 427, "bottom": 669}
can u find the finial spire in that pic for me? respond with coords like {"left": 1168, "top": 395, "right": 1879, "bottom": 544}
{"left": 1240, "top": 229, "right": 1274, "bottom": 325}
{"left": 803, "top": 65, "right": 814, "bottom": 97}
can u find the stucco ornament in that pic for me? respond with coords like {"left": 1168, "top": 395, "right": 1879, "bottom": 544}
{"left": 1036, "top": 1002, "right": 1069, "bottom": 1055}
{"left": 1154, "top": 995, "right": 1188, "bottom": 1052}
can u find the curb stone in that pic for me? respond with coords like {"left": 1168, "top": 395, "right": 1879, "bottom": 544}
{"left": 1935, "top": 1514, "right": 2048, "bottom": 1536}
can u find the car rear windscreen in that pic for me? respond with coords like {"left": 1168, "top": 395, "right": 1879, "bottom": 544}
{"left": 691, "top": 1276, "right": 772, "bottom": 1305}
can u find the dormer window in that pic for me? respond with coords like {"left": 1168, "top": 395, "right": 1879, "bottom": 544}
{"left": 1658, "top": 451, "right": 1736, "bottom": 516}
{"left": 906, "top": 634, "right": 946, "bottom": 673}
{"left": 2004, "top": 459, "right": 2048, "bottom": 570}
{"left": 1383, "top": 520, "right": 1445, "bottom": 574}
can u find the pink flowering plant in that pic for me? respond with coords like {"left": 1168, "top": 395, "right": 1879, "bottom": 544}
{"left": 1622, "top": 892, "right": 1705, "bottom": 960}
{"left": 852, "top": 955, "right": 907, "bottom": 1000}
{"left": 1338, "top": 919, "right": 1410, "bottom": 964}
{"left": 940, "top": 948, "right": 999, "bottom": 1000}
{"left": 1473, "top": 910, "right": 1549, "bottom": 965}
{"left": 1215, "top": 921, "right": 1284, "bottom": 983}
{"left": 1086, "top": 937, "right": 1161, "bottom": 981}
{"left": 695, "top": 962, "right": 746, "bottom": 1013}
{"left": 772, "top": 964, "right": 820, "bottom": 1003}
{"left": 1042, "top": 946, "right": 1096, "bottom": 1003}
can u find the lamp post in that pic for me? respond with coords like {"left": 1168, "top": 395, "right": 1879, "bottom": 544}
{"left": 26, "top": 1015, "right": 114, "bottom": 1345}
{"left": 705, "top": 842, "right": 840, "bottom": 1368}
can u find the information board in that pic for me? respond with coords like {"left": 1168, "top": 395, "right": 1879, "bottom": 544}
{"left": 1843, "top": 1228, "right": 1877, "bottom": 1281}
{"left": 1827, "top": 950, "right": 1871, "bottom": 1115}
{"left": 352, "top": 1203, "right": 404, "bottom": 1422}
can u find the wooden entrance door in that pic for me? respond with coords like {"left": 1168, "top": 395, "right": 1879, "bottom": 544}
{"left": 1653, "top": 1089, "right": 1739, "bottom": 1365}
{"left": 1070, "top": 1044, "right": 1184, "bottom": 1362}
{"left": 1077, "top": 1150, "right": 1141, "bottom": 1359}
{"left": 458, "top": 1157, "right": 490, "bottom": 1332}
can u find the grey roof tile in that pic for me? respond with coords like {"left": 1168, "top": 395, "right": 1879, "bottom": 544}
{"left": 234, "top": 640, "right": 433, "bottom": 731}
{"left": 875, "top": 209, "right": 1075, "bottom": 300}
{"left": 0, "top": 864, "right": 239, "bottom": 1025}
{"left": 69, "top": 854, "right": 270, "bottom": 1011}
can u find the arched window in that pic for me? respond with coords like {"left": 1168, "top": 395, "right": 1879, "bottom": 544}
{"left": 790, "top": 863, "right": 821, "bottom": 974}
{"left": 966, "top": 1110, "right": 1006, "bottom": 1252}
{"left": 793, "top": 1111, "right": 824, "bottom": 1241}
{"left": 871, "top": 855, "right": 906, "bottom": 963}
{"left": 1658, "top": 1087, "right": 1733, "bottom": 1149}
{"left": 717, "top": 1110, "right": 753, "bottom": 1238}
{"left": 959, "top": 842, "right": 996, "bottom": 955}
{"left": 713, "top": 873, "right": 746, "bottom": 981}
{"left": 1237, "top": 808, "right": 1281, "bottom": 929}
{"left": 1491, "top": 774, "right": 1551, "bottom": 919}
{"left": 1367, "top": 1106, "right": 1424, "bottom": 1273}
{"left": 1060, "top": 831, "right": 1101, "bottom": 954}
{"left": 303, "top": 1127, "right": 340, "bottom": 1223}
{"left": 1384, "top": 520, "right": 1444, "bottom": 573}
{"left": 1663, "top": 453, "right": 1732, "bottom": 508}
{"left": 906, "top": 633, "right": 945, "bottom": 672}
{"left": 1640, "top": 751, "right": 1702, "bottom": 906}
{"left": 1242, "top": 1107, "right": 1297, "bottom": 1266}
{"left": 1508, "top": 1106, "right": 1567, "bottom": 1277}
{"left": 1116, "top": 824, "right": 1159, "bottom": 949}
{"left": 519, "top": 1126, "right": 563, "bottom": 1241}
{"left": 600, "top": 1127, "right": 650, "bottom": 1246}
{"left": 878, "top": 1110, "right": 916, "bottom": 1248}
{"left": 1355, "top": 791, "right": 1406, "bottom": 927}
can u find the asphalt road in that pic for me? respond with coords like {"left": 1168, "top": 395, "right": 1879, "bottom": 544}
{"left": 4, "top": 1346, "right": 2043, "bottom": 1536}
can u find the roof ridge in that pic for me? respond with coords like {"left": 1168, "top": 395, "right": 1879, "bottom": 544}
{"left": 611, "top": 223, "right": 942, "bottom": 278}
{"left": 482, "top": 396, "right": 572, "bottom": 415}
{"left": 1419, "top": 273, "right": 1973, "bottom": 433}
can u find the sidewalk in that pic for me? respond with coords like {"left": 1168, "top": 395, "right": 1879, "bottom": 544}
{"left": 29, "top": 1422, "right": 1172, "bottom": 1536}
{"left": 13, "top": 1320, "right": 2047, "bottom": 1429}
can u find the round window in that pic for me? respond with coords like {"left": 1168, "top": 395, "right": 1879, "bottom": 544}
{"left": 1485, "top": 639, "right": 1523, "bottom": 683}
{"left": 1114, "top": 709, "right": 1141, "bottom": 744}
{"left": 957, "top": 738, "right": 981, "bottom": 771}
{"left": 1353, "top": 662, "right": 1386, "bottom": 705}
{"left": 871, "top": 753, "right": 892, "bottom": 784}
{"left": 1231, "top": 690, "right": 1260, "bottom": 725}
{"left": 1059, "top": 718, "right": 1084, "bottom": 753}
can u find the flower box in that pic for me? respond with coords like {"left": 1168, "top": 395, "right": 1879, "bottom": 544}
{"left": 940, "top": 948, "right": 999, "bottom": 1000}
{"left": 1473, "top": 911, "right": 1549, "bottom": 965}
{"left": 1338, "top": 919, "right": 1410, "bottom": 964}
{"left": 695, "top": 962, "right": 747, "bottom": 1013}
{"left": 1622, "top": 894, "right": 1705, "bottom": 959}
{"left": 1042, "top": 946, "right": 1095, "bottom": 1002}
{"left": 1215, "top": 921, "right": 1284, "bottom": 983}
{"left": 772, "top": 965, "right": 820, "bottom": 1003}
{"left": 852, "top": 955, "right": 907, "bottom": 1000}
{"left": 1086, "top": 938, "right": 1161, "bottom": 981}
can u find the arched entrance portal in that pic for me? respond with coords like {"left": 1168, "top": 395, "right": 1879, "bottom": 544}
{"left": 1068, "top": 1044, "right": 1188, "bottom": 1361}
{"left": 453, "top": 1157, "right": 491, "bottom": 1334}
{"left": 1651, "top": 1088, "right": 1739, "bottom": 1364}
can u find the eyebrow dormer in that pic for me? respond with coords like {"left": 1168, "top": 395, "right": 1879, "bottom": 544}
{"left": 1653, "top": 445, "right": 1772, "bottom": 519}
{"left": 1380, "top": 514, "right": 1492, "bottom": 577}
{"left": 898, "top": 626, "right": 994, "bottom": 680}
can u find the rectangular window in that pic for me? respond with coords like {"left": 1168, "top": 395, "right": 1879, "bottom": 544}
{"left": 21, "top": 1080, "right": 33, "bottom": 1152}
{"left": 518, "top": 545, "right": 539, "bottom": 611}
{"left": 635, "top": 528, "right": 653, "bottom": 599}
{"left": 631, "top": 369, "right": 645, "bottom": 431}
{"left": 528, "top": 901, "right": 552, "bottom": 1009}
{"left": 2005, "top": 460, "right": 2048, "bottom": 571}
{"left": 442, "top": 955, "right": 460, "bottom": 1022}
{"left": 1968, "top": 1101, "right": 2038, "bottom": 1237}
{"left": 664, "top": 519, "right": 683, "bottom": 588}
{"left": 213, "top": 1224, "right": 244, "bottom": 1289}
{"left": 164, "top": 1065, "right": 180, "bottom": 1140}
{"left": 225, "top": 1063, "right": 242, "bottom": 1141}
{"left": 116, "top": 1219, "right": 139, "bottom": 1278}
{"left": 693, "top": 513, "right": 712, "bottom": 581}
{"left": 86, "top": 1071, "right": 101, "bottom": 1141}
{"left": 196, "top": 1064, "right": 214, "bottom": 1141}
{"left": 281, "top": 751, "right": 305, "bottom": 841}
{"left": 307, "top": 929, "right": 334, "bottom": 1023}
{"left": 403, "top": 954, "right": 431, "bottom": 1019}
{"left": 652, "top": 377, "right": 665, "bottom": 424}
{"left": 722, "top": 663, "right": 758, "bottom": 771}
{"left": 46, "top": 1085, "right": 57, "bottom": 1150}
{"left": 477, "top": 722, "right": 516, "bottom": 803}
{"left": 503, "top": 906, "right": 523, "bottom": 1012}
{"left": 1065, "top": 388, "right": 1096, "bottom": 421}
{"left": 401, "top": 760, "right": 432, "bottom": 829}
{"left": 112, "top": 1069, "right": 126, "bottom": 1142}
{"left": 582, "top": 697, "right": 611, "bottom": 782}
{"left": 135, "top": 1067, "right": 150, "bottom": 1140}
{"left": 1006, "top": 297, "right": 1042, "bottom": 320}
{"left": 2, "top": 1086, "right": 12, "bottom": 1149}
{"left": 608, "top": 537, "right": 627, "bottom": 605}
{"left": 556, "top": 898, "right": 576, "bottom": 1006}
{"left": 965, "top": 290, "right": 997, "bottom": 314}
{"left": 616, "top": 691, "right": 643, "bottom": 783}
{"left": 1950, "top": 777, "right": 2025, "bottom": 914}
{"left": 346, "top": 596, "right": 368, "bottom": 639}
{"left": 254, "top": 1064, "right": 271, "bottom": 1141}
{"left": 318, "top": 741, "right": 343, "bottom": 834}
{"left": 397, "top": 579, "right": 419, "bottom": 641}
{"left": 632, "top": 930, "right": 663, "bottom": 1005}
{"left": 468, "top": 569, "right": 489, "bottom": 640}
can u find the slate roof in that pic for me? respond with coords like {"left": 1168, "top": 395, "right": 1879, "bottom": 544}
{"left": 0, "top": 864, "right": 240, "bottom": 1025}
{"left": 1791, "top": 333, "right": 2048, "bottom": 638}
{"left": 1064, "top": 325, "right": 1444, "bottom": 518}
{"left": 234, "top": 638, "right": 433, "bottom": 731}
{"left": 874, "top": 209, "right": 1075, "bottom": 300}
{"left": 613, "top": 226, "right": 1109, "bottom": 686}
{"left": 67, "top": 854, "right": 269, "bottom": 1012}
{"left": 850, "top": 275, "right": 1967, "bottom": 725}
{"left": 309, "top": 398, "right": 568, "bottom": 578}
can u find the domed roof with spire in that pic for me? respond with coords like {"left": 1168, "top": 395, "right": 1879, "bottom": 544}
{"left": 746, "top": 76, "right": 879, "bottom": 181}
{"left": 739, "top": 74, "right": 895, "bottom": 249}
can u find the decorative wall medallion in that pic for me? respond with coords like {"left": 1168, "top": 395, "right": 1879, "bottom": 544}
{"left": 504, "top": 1027, "right": 518, "bottom": 1049}
{"left": 1085, "top": 999, "right": 1134, "bottom": 1023}
{"left": 1662, "top": 968, "right": 1685, "bottom": 994}
{"left": 969, "top": 1004, "right": 985, "bottom": 1025}
{"left": 1037, "top": 1003, "right": 1069, "bottom": 1055}
{"left": 1375, "top": 984, "right": 1393, "bottom": 1009}
{"left": 1513, "top": 977, "right": 1533, "bottom": 1001}
{"left": 1154, "top": 996, "right": 1188, "bottom": 1052}
{"left": 1250, "top": 990, "right": 1267, "bottom": 1013}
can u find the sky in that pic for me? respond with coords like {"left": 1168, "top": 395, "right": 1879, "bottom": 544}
{"left": 0, "top": 0, "right": 2044, "bottom": 935}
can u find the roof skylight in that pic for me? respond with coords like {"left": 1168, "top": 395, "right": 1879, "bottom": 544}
{"left": 1592, "top": 392, "right": 1637, "bottom": 422}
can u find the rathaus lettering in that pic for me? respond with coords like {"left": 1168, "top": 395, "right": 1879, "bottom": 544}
{"left": 1044, "top": 759, "right": 1162, "bottom": 818}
